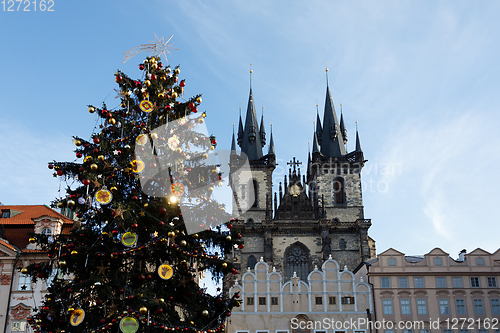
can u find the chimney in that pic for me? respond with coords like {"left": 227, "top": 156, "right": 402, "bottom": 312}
{"left": 458, "top": 249, "right": 466, "bottom": 262}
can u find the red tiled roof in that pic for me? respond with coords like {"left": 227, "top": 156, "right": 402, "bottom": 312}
{"left": 0, "top": 205, "right": 73, "bottom": 225}
{"left": 0, "top": 239, "right": 18, "bottom": 252}
{"left": 1, "top": 205, "right": 75, "bottom": 249}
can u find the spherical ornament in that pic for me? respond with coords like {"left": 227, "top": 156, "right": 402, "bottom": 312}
{"left": 226, "top": 235, "right": 232, "bottom": 241}
{"left": 48, "top": 164, "right": 54, "bottom": 169}
{"left": 139, "top": 64, "right": 144, "bottom": 70}
{"left": 202, "top": 310, "right": 209, "bottom": 316}
{"left": 84, "top": 156, "right": 92, "bottom": 163}
{"left": 110, "top": 186, "right": 118, "bottom": 192}
{"left": 144, "top": 80, "right": 151, "bottom": 87}
{"left": 68, "top": 307, "right": 75, "bottom": 313}
{"left": 89, "top": 106, "right": 95, "bottom": 113}
{"left": 221, "top": 262, "right": 227, "bottom": 268}
{"left": 202, "top": 153, "right": 208, "bottom": 159}
{"left": 174, "top": 68, "right": 180, "bottom": 74}
{"left": 151, "top": 74, "right": 157, "bottom": 81}
{"left": 109, "top": 118, "right": 116, "bottom": 125}
{"left": 93, "top": 137, "right": 100, "bottom": 144}
{"left": 172, "top": 91, "right": 178, "bottom": 99}
{"left": 180, "top": 80, "right": 186, "bottom": 87}
{"left": 59, "top": 260, "right": 67, "bottom": 267}
{"left": 115, "top": 75, "right": 122, "bottom": 83}
{"left": 75, "top": 140, "right": 82, "bottom": 146}
{"left": 238, "top": 244, "right": 244, "bottom": 249}
{"left": 90, "top": 164, "right": 98, "bottom": 171}
{"left": 21, "top": 267, "right": 28, "bottom": 274}
{"left": 180, "top": 240, "right": 187, "bottom": 247}
{"left": 139, "top": 306, "right": 148, "bottom": 315}
{"left": 57, "top": 202, "right": 64, "bottom": 208}
{"left": 167, "top": 231, "right": 175, "bottom": 237}
{"left": 57, "top": 170, "right": 64, "bottom": 176}
{"left": 198, "top": 118, "right": 204, "bottom": 124}
{"left": 71, "top": 250, "right": 78, "bottom": 255}
{"left": 98, "top": 155, "right": 105, "bottom": 161}
{"left": 227, "top": 223, "right": 233, "bottom": 230}
{"left": 76, "top": 152, "right": 82, "bottom": 158}
{"left": 28, "top": 237, "right": 36, "bottom": 244}
{"left": 100, "top": 318, "right": 107, "bottom": 324}
{"left": 192, "top": 234, "right": 198, "bottom": 239}
{"left": 82, "top": 179, "right": 90, "bottom": 186}
{"left": 67, "top": 200, "right": 75, "bottom": 208}
{"left": 197, "top": 97, "right": 202, "bottom": 103}
{"left": 152, "top": 63, "right": 158, "bottom": 70}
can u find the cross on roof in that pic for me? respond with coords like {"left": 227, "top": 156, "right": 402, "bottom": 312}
{"left": 287, "top": 157, "right": 302, "bottom": 172}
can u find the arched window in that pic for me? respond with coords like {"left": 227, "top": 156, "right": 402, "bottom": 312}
{"left": 252, "top": 179, "right": 258, "bottom": 208}
{"left": 248, "top": 255, "right": 256, "bottom": 269}
{"left": 340, "top": 239, "right": 346, "bottom": 250}
{"left": 285, "top": 243, "right": 310, "bottom": 281}
{"left": 41, "top": 228, "right": 52, "bottom": 236}
{"left": 333, "top": 177, "right": 344, "bottom": 204}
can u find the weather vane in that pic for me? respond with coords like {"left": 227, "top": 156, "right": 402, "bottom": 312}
{"left": 123, "top": 34, "right": 179, "bottom": 63}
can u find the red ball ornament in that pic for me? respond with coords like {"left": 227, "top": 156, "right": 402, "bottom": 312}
{"left": 211, "top": 139, "right": 217, "bottom": 145}
{"left": 139, "top": 64, "right": 144, "bottom": 70}
{"left": 238, "top": 244, "right": 244, "bottom": 249}
{"left": 189, "top": 102, "right": 195, "bottom": 109}
{"left": 227, "top": 223, "right": 233, "bottom": 229}
{"left": 128, "top": 295, "right": 134, "bottom": 300}
{"left": 180, "top": 80, "right": 186, "bottom": 87}
{"left": 151, "top": 74, "right": 157, "bottom": 81}
{"left": 159, "top": 207, "right": 167, "bottom": 215}
{"left": 82, "top": 179, "right": 90, "bottom": 186}
{"left": 192, "top": 107, "right": 198, "bottom": 113}
{"left": 155, "top": 308, "right": 163, "bottom": 315}
{"left": 158, "top": 221, "right": 165, "bottom": 226}
{"left": 57, "top": 170, "right": 64, "bottom": 176}
{"left": 165, "top": 105, "right": 171, "bottom": 111}
{"left": 76, "top": 152, "right": 82, "bottom": 158}
{"left": 115, "top": 75, "right": 122, "bottom": 82}
{"left": 48, "top": 164, "right": 54, "bottom": 169}
{"left": 93, "top": 137, "right": 100, "bottom": 144}
{"left": 131, "top": 223, "right": 138, "bottom": 228}
{"left": 100, "top": 318, "right": 106, "bottom": 324}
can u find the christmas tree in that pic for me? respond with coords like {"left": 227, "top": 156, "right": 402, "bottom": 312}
{"left": 24, "top": 44, "right": 242, "bottom": 332}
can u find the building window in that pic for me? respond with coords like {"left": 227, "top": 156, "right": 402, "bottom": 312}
{"left": 479, "top": 330, "right": 487, "bottom": 333}
{"left": 455, "top": 299, "right": 466, "bottom": 315}
{"left": 315, "top": 297, "right": 323, "bottom": 305}
{"left": 333, "top": 177, "right": 344, "bottom": 204}
{"left": 400, "top": 299, "right": 411, "bottom": 315}
{"left": 386, "top": 330, "right": 395, "bottom": 333}
{"left": 17, "top": 273, "right": 31, "bottom": 291}
{"left": 436, "top": 277, "right": 447, "bottom": 288}
{"left": 487, "top": 277, "right": 497, "bottom": 288}
{"left": 398, "top": 277, "right": 408, "bottom": 288}
{"left": 420, "top": 330, "right": 430, "bottom": 333}
{"left": 388, "top": 258, "right": 396, "bottom": 266}
{"left": 248, "top": 255, "right": 256, "bottom": 269}
{"left": 271, "top": 297, "right": 278, "bottom": 305}
{"left": 416, "top": 299, "right": 427, "bottom": 315}
{"left": 340, "top": 239, "right": 346, "bottom": 250}
{"left": 1, "top": 209, "right": 10, "bottom": 218}
{"left": 473, "top": 299, "right": 485, "bottom": 315}
{"left": 476, "top": 257, "right": 485, "bottom": 266}
{"left": 383, "top": 299, "right": 393, "bottom": 315}
{"left": 452, "top": 277, "right": 463, "bottom": 288}
{"left": 252, "top": 179, "right": 258, "bottom": 208}
{"left": 443, "top": 330, "right": 452, "bottom": 333}
{"left": 381, "top": 277, "right": 391, "bottom": 288}
{"left": 11, "top": 321, "right": 27, "bottom": 332}
{"left": 434, "top": 257, "right": 443, "bottom": 266}
{"left": 329, "top": 296, "right": 336, "bottom": 305}
{"left": 459, "top": 330, "right": 469, "bottom": 333}
{"left": 259, "top": 297, "right": 266, "bottom": 305}
{"left": 491, "top": 299, "right": 500, "bottom": 315}
{"left": 285, "top": 243, "right": 309, "bottom": 281}
{"left": 41, "top": 227, "right": 52, "bottom": 236}
{"left": 439, "top": 299, "right": 450, "bottom": 315}
{"left": 247, "top": 297, "right": 254, "bottom": 305}
{"left": 414, "top": 277, "right": 424, "bottom": 288}
{"left": 341, "top": 296, "right": 355, "bottom": 304}
{"left": 470, "top": 277, "right": 480, "bottom": 288}
{"left": 403, "top": 330, "right": 413, "bottom": 333}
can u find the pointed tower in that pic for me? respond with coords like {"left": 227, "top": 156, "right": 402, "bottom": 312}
{"left": 237, "top": 108, "right": 244, "bottom": 147}
{"left": 315, "top": 104, "right": 323, "bottom": 146}
{"left": 339, "top": 104, "right": 348, "bottom": 145}
{"left": 355, "top": 123, "right": 362, "bottom": 152}
{"left": 259, "top": 106, "right": 266, "bottom": 148}
{"left": 320, "top": 86, "right": 346, "bottom": 157}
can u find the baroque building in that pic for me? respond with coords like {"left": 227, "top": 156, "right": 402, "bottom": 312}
{"left": 228, "top": 77, "right": 375, "bottom": 290}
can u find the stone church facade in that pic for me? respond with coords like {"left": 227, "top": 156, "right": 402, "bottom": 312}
{"left": 227, "top": 78, "right": 376, "bottom": 290}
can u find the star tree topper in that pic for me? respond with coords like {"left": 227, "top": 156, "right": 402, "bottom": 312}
{"left": 123, "top": 34, "right": 179, "bottom": 63}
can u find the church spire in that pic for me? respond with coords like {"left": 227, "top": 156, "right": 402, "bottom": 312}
{"left": 312, "top": 130, "right": 320, "bottom": 154}
{"left": 268, "top": 124, "right": 275, "bottom": 156}
{"left": 355, "top": 122, "right": 362, "bottom": 152}
{"left": 237, "top": 107, "right": 243, "bottom": 147}
{"left": 240, "top": 70, "right": 264, "bottom": 160}
{"left": 231, "top": 124, "right": 237, "bottom": 154}
{"left": 315, "top": 104, "right": 322, "bottom": 146}
{"left": 320, "top": 85, "right": 346, "bottom": 157}
{"left": 339, "top": 103, "right": 347, "bottom": 145}
{"left": 260, "top": 106, "right": 266, "bottom": 147}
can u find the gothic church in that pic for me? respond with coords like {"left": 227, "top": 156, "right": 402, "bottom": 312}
{"left": 228, "top": 78, "right": 376, "bottom": 285}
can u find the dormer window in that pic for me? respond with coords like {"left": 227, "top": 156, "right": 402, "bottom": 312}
{"left": 1, "top": 209, "right": 10, "bottom": 218}
{"left": 41, "top": 228, "right": 52, "bottom": 236}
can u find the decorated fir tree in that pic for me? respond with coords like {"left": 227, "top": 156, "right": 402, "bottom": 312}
{"left": 24, "top": 42, "right": 242, "bottom": 333}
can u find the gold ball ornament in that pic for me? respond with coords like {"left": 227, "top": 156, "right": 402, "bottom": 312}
{"left": 202, "top": 310, "right": 209, "bottom": 316}
{"left": 57, "top": 202, "right": 64, "bottom": 208}
{"left": 109, "top": 118, "right": 116, "bottom": 125}
{"left": 98, "top": 155, "right": 105, "bottom": 161}
{"left": 21, "top": 268, "right": 28, "bottom": 274}
{"left": 71, "top": 250, "right": 78, "bottom": 255}
{"left": 159, "top": 298, "right": 165, "bottom": 303}
{"left": 110, "top": 186, "right": 118, "bottom": 192}
{"left": 160, "top": 75, "right": 167, "bottom": 81}
{"left": 121, "top": 102, "right": 126, "bottom": 108}
{"left": 172, "top": 92, "right": 178, "bottom": 99}
{"left": 75, "top": 140, "right": 82, "bottom": 146}
{"left": 67, "top": 200, "right": 75, "bottom": 207}
{"left": 90, "top": 164, "right": 98, "bottom": 171}
{"left": 180, "top": 240, "right": 187, "bottom": 247}
{"left": 152, "top": 63, "right": 158, "bottom": 70}
{"left": 145, "top": 80, "right": 151, "bottom": 87}
{"left": 149, "top": 57, "right": 156, "bottom": 64}
{"left": 59, "top": 260, "right": 67, "bottom": 267}
{"left": 84, "top": 156, "right": 93, "bottom": 163}
{"left": 197, "top": 97, "right": 202, "bottom": 103}
{"left": 226, "top": 235, "right": 232, "bottom": 241}
{"left": 167, "top": 231, "right": 175, "bottom": 237}
{"left": 192, "top": 234, "right": 199, "bottom": 239}
{"left": 88, "top": 106, "right": 95, "bottom": 113}
{"left": 139, "top": 306, "right": 148, "bottom": 315}
{"left": 174, "top": 68, "right": 180, "bottom": 74}
{"left": 143, "top": 203, "right": 149, "bottom": 208}
{"left": 68, "top": 307, "right": 75, "bottom": 313}
{"left": 222, "top": 262, "right": 228, "bottom": 268}
{"left": 29, "top": 237, "right": 36, "bottom": 244}
{"left": 158, "top": 92, "right": 165, "bottom": 99}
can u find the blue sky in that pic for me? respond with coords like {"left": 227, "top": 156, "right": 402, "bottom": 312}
{"left": 1, "top": 0, "right": 500, "bottom": 260}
